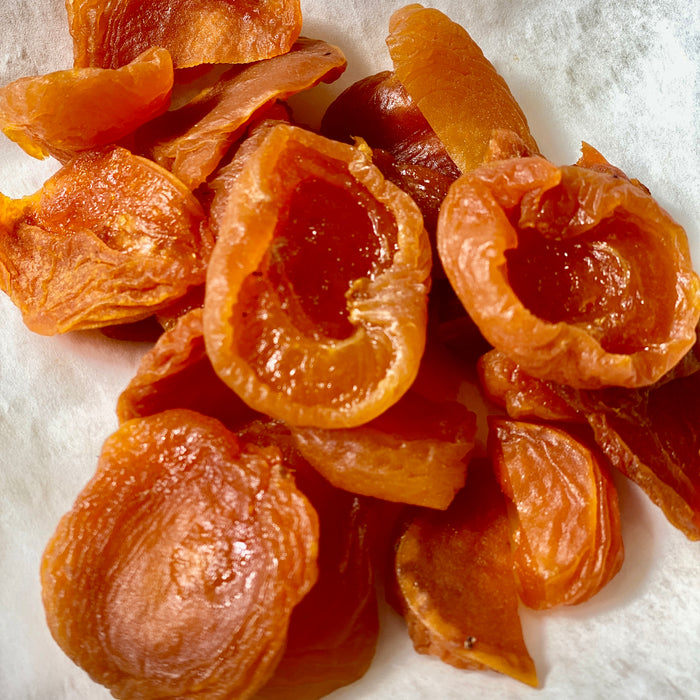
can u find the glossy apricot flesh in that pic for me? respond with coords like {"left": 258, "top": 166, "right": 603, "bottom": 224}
{"left": 40, "top": 409, "right": 319, "bottom": 700}
{"left": 386, "top": 4, "right": 538, "bottom": 173}
{"left": 204, "top": 123, "right": 431, "bottom": 428}
{"left": 0, "top": 47, "right": 173, "bottom": 162}
{"left": 0, "top": 146, "right": 213, "bottom": 334}
{"left": 438, "top": 155, "right": 700, "bottom": 388}
{"left": 489, "top": 419, "right": 624, "bottom": 609}
{"left": 393, "top": 460, "right": 538, "bottom": 687}
{"left": 66, "top": 0, "right": 302, "bottom": 69}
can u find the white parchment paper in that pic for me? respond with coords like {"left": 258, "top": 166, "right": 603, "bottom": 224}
{"left": 1, "top": 1, "right": 699, "bottom": 698}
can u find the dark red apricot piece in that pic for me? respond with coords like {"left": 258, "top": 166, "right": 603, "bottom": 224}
{"left": 489, "top": 418, "right": 624, "bottom": 609}
{"left": 437, "top": 154, "right": 700, "bottom": 388}
{"left": 116, "top": 307, "right": 261, "bottom": 430}
{"left": 66, "top": 0, "right": 302, "bottom": 69}
{"left": 135, "top": 38, "right": 347, "bottom": 190}
{"left": 236, "top": 420, "right": 380, "bottom": 699}
{"left": 0, "top": 47, "right": 172, "bottom": 162}
{"left": 386, "top": 4, "right": 538, "bottom": 173}
{"left": 203, "top": 123, "right": 431, "bottom": 428}
{"left": 392, "top": 459, "right": 538, "bottom": 686}
{"left": 41, "top": 409, "right": 319, "bottom": 700}
{"left": 0, "top": 147, "right": 213, "bottom": 334}
{"left": 290, "top": 389, "right": 476, "bottom": 509}
{"left": 321, "top": 70, "right": 460, "bottom": 179}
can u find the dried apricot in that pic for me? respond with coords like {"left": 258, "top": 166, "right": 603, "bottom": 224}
{"left": 0, "top": 47, "right": 172, "bottom": 162}
{"left": 553, "top": 357, "right": 700, "bottom": 540}
{"left": 386, "top": 4, "right": 538, "bottom": 173}
{"left": 0, "top": 146, "right": 213, "bottom": 334}
{"left": 136, "top": 38, "right": 347, "bottom": 190}
{"left": 437, "top": 154, "right": 700, "bottom": 388}
{"left": 392, "top": 459, "right": 538, "bottom": 686}
{"left": 116, "top": 307, "right": 261, "bottom": 430}
{"left": 321, "top": 70, "right": 460, "bottom": 178}
{"left": 203, "top": 123, "right": 431, "bottom": 428}
{"left": 40, "top": 409, "right": 319, "bottom": 699}
{"left": 489, "top": 418, "right": 624, "bottom": 609}
{"left": 290, "top": 389, "right": 476, "bottom": 509}
{"left": 66, "top": 0, "right": 302, "bottom": 69}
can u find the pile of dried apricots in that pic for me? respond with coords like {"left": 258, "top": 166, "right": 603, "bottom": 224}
{"left": 1, "top": 1, "right": 699, "bottom": 697}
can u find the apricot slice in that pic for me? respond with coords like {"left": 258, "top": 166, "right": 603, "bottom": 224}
{"left": 392, "top": 459, "right": 538, "bottom": 686}
{"left": 290, "top": 390, "right": 476, "bottom": 509}
{"left": 386, "top": 4, "right": 538, "bottom": 173}
{"left": 40, "top": 409, "right": 319, "bottom": 700}
{"left": 203, "top": 123, "right": 431, "bottom": 428}
{"left": 116, "top": 308, "right": 261, "bottom": 430}
{"left": 236, "top": 420, "right": 379, "bottom": 699}
{"left": 553, "top": 356, "right": 700, "bottom": 540}
{"left": 321, "top": 70, "right": 460, "bottom": 178}
{"left": 66, "top": 0, "right": 302, "bottom": 69}
{"left": 0, "top": 47, "right": 172, "bottom": 162}
{"left": 437, "top": 154, "right": 700, "bottom": 388}
{"left": 0, "top": 146, "right": 213, "bottom": 334}
{"left": 489, "top": 419, "right": 624, "bottom": 609}
{"left": 136, "top": 38, "right": 347, "bottom": 190}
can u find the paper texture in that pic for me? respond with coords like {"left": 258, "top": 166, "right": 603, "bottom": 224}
{"left": 1, "top": 1, "right": 699, "bottom": 698}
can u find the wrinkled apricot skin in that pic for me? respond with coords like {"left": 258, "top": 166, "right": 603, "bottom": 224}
{"left": 0, "top": 147, "right": 213, "bottom": 334}
{"left": 204, "top": 123, "right": 432, "bottom": 428}
{"left": 66, "top": 0, "right": 302, "bottom": 69}
{"left": 553, "top": 363, "right": 700, "bottom": 540}
{"left": 386, "top": 4, "right": 538, "bottom": 173}
{"left": 437, "top": 155, "right": 700, "bottom": 388}
{"left": 489, "top": 419, "right": 624, "bottom": 609}
{"left": 116, "top": 308, "right": 261, "bottom": 430}
{"left": 290, "top": 390, "right": 477, "bottom": 509}
{"left": 137, "top": 38, "right": 347, "bottom": 190}
{"left": 41, "top": 409, "right": 319, "bottom": 700}
{"left": 0, "top": 47, "right": 173, "bottom": 161}
{"left": 393, "top": 460, "right": 538, "bottom": 687}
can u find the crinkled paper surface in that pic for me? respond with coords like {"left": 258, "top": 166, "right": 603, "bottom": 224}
{"left": 1, "top": 1, "right": 699, "bottom": 698}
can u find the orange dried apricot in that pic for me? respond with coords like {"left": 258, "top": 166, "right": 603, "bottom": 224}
{"left": 489, "top": 418, "right": 624, "bottom": 609}
{"left": 290, "top": 389, "right": 476, "bottom": 509}
{"left": 203, "top": 123, "right": 432, "bottom": 428}
{"left": 386, "top": 4, "right": 538, "bottom": 173}
{"left": 41, "top": 409, "right": 319, "bottom": 700}
{"left": 136, "top": 38, "right": 347, "bottom": 190}
{"left": 0, "top": 47, "right": 172, "bottom": 162}
{"left": 392, "top": 459, "right": 538, "bottom": 687}
{"left": 437, "top": 154, "right": 700, "bottom": 388}
{"left": 553, "top": 356, "right": 700, "bottom": 540}
{"left": 0, "top": 146, "right": 213, "bottom": 334}
{"left": 116, "top": 307, "right": 261, "bottom": 430}
{"left": 321, "top": 70, "right": 460, "bottom": 178}
{"left": 66, "top": 0, "right": 302, "bottom": 69}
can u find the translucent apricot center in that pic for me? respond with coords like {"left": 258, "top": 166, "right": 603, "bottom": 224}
{"left": 506, "top": 215, "right": 675, "bottom": 355}
{"left": 266, "top": 174, "right": 397, "bottom": 340}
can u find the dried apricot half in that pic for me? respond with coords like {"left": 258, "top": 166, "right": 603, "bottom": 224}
{"left": 386, "top": 4, "right": 538, "bottom": 173}
{"left": 489, "top": 418, "right": 624, "bottom": 609}
{"left": 0, "top": 47, "right": 172, "bottom": 162}
{"left": 437, "top": 154, "right": 700, "bottom": 388}
{"left": 0, "top": 146, "right": 213, "bottom": 334}
{"left": 66, "top": 0, "right": 302, "bottom": 69}
{"left": 40, "top": 409, "right": 319, "bottom": 699}
{"left": 392, "top": 459, "right": 538, "bottom": 686}
{"left": 203, "top": 123, "right": 431, "bottom": 428}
